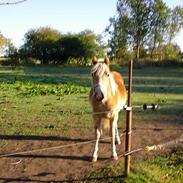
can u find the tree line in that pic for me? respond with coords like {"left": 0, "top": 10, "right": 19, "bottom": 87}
{"left": 4, "top": 28, "right": 104, "bottom": 65}
{"left": 1, "top": 0, "right": 183, "bottom": 65}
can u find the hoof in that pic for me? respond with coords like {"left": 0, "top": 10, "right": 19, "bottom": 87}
{"left": 92, "top": 157, "right": 97, "bottom": 162}
{"left": 112, "top": 155, "right": 118, "bottom": 161}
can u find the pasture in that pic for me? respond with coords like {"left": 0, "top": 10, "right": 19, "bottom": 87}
{"left": 0, "top": 64, "right": 182, "bottom": 182}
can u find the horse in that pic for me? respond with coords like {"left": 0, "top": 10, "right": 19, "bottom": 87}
{"left": 89, "top": 56, "right": 127, "bottom": 162}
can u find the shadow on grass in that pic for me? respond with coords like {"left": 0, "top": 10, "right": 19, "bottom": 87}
{"left": 0, "top": 134, "right": 92, "bottom": 142}
{"left": 0, "top": 72, "right": 91, "bottom": 87}
{"left": 0, "top": 65, "right": 92, "bottom": 87}
{"left": 132, "top": 126, "right": 183, "bottom": 131}
{"left": 0, "top": 65, "right": 183, "bottom": 94}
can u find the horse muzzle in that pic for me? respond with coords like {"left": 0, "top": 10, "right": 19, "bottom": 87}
{"left": 94, "top": 91, "right": 104, "bottom": 101}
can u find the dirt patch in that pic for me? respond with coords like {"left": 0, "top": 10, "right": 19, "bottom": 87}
{"left": 0, "top": 120, "right": 182, "bottom": 182}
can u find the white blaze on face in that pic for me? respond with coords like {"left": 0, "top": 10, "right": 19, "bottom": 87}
{"left": 94, "top": 75, "right": 117, "bottom": 101}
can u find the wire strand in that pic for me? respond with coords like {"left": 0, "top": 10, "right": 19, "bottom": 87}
{"left": 0, "top": 133, "right": 126, "bottom": 158}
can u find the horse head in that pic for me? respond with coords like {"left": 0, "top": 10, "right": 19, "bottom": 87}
{"left": 91, "top": 57, "right": 111, "bottom": 101}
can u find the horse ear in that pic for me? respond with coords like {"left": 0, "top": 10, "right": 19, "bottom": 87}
{"left": 104, "top": 56, "right": 110, "bottom": 65}
{"left": 92, "top": 57, "right": 98, "bottom": 65}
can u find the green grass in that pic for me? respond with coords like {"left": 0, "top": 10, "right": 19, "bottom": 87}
{"left": 0, "top": 65, "right": 182, "bottom": 135}
{"left": 0, "top": 94, "right": 91, "bottom": 136}
{"left": 87, "top": 153, "right": 183, "bottom": 183}
{"left": 0, "top": 66, "right": 91, "bottom": 136}
{"left": 127, "top": 153, "right": 183, "bottom": 183}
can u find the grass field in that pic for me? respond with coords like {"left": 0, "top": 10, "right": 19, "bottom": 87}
{"left": 0, "top": 64, "right": 182, "bottom": 182}
{"left": 0, "top": 65, "right": 182, "bottom": 135}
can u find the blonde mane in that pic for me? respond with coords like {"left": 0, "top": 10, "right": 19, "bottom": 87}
{"left": 91, "top": 61, "right": 117, "bottom": 97}
{"left": 91, "top": 62, "right": 107, "bottom": 78}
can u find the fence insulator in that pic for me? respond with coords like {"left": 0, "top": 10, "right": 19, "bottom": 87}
{"left": 146, "top": 145, "right": 157, "bottom": 152}
{"left": 143, "top": 104, "right": 159, "bottom": 110}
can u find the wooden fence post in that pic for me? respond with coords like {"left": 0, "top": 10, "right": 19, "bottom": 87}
{"left": 124, "top": 60, "right": 133, "bottom": 176}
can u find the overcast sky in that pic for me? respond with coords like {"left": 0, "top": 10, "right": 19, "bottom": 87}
{"left": 0, "top": 0, "right": 183, "bottom": 50}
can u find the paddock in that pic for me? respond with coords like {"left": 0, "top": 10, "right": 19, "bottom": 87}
{"left": 0, "top": 64, "right": 182, "bottom": 182}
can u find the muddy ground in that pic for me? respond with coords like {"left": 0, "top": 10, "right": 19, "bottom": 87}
{"left": 0, "top": 120, "right": 182, "bottom": 182}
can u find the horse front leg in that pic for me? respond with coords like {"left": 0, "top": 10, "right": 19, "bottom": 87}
{"left": 92, "top": 126, "right": 101, "bottom": 162}
{"left": 115, "top": 124, "right": 121, "bottom": 145}
{"left": 110, "top": 113, "right": 119, "bottom": 160}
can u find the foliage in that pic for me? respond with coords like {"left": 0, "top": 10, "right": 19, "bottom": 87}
{"left": 106, "top": 0, "right": 183, "bottom": 62}
{"left": 0, "top": 32, "right": 8, "bottom": 55}
{"left": 79, "top": 29, "right": 105, "bottom": 59}
{"left": 55, "top": 34, "right": 86, "bottom": 64}
{"left": 148, "top": 0, "right": 169, "bottom": 59}
{"left": 54, "top": 30, "right": 104, "bottom": 65}
{"left": 11, "top": 81, "right": 88, "bottom": 96}
{"left": 162, "top": 43, "right": 182, "bottom": 60}
{"left": 19, "top": 27, "right": 104, "bottom": 65}
{"left": 167, "top": 6, "right": 183, "bottom": 43}
{"left": 106, "top": 15, "right": 132, "bottom": 60}
{"left": 21, "top": 27, "right": 61, "bottom": 64}
{"left": 67, "top": 57, "right": 90, "bottom": 66}
{"left": 109, "top": 0, "right": 154, "bottom": 59}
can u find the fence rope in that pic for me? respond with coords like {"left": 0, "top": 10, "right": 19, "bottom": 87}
{"left": 120, "top": 136, "right": 183, "bottom": 158}
{"left": 146, "top": 136, "right": 183, "bottom": 152}
{"left": 0, "top": 132, "right": 126, "bottom": 158}
{"left": 1, "top": 134, "right": 182, "bottom": 159}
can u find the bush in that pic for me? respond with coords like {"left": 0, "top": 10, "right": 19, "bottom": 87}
{"left": 12, "top": 81, "right": 88, "bottom": 97}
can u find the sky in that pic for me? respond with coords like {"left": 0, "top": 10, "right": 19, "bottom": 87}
{"left": 0, "top": 0, "right": 183, "bottom": 51}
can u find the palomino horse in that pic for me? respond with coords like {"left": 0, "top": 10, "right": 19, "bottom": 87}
{"left": 89, "top": 57, "right": 127, "bottom": 162}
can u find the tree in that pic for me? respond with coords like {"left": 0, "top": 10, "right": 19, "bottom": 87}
{"left": 148, "top": 0, "right": 169, "bottom": 58}
{"left": 106, "top": 0, "right": 183, "bottom": 62}
{"left": 79, "top": 30, "right": 104, "bottom": 59}
{"left": 6, "top": 40, "right": 18, "bottom": 59}
{"left": 22, "top": 27, "right": 60, "bottom": 64}
{"left": 162, "top": 43, "right": 181, "bottom": 60}
{"left": 116, "top": 0, "right": 154, "bottom": 59}
{"left": 167, "top": 6, "right": 183, "bottom": 44}
{"left": 0, "top": 32, "right": 8, "bottom": 55}
{"left": 55, "top": 30, "right": 104, "bottom": 65}
{"left": 55, "top": 34, "right": 86, "bottom": 64}
{"left": 21, "top": 27, "right": 104, "bottom": 65}
{"left": 106, "top": 15, "right": 132, "bottom": 60}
